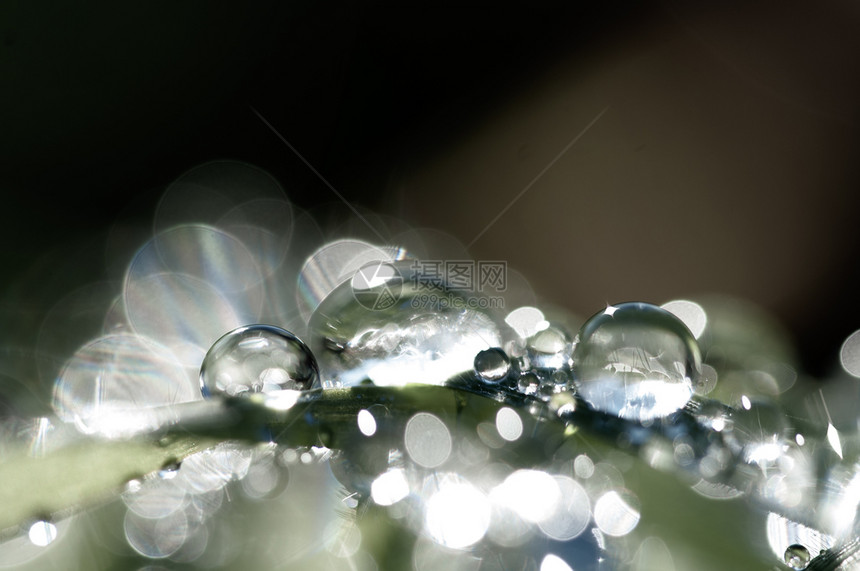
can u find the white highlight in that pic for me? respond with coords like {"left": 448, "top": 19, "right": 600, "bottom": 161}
{"left": 425, "top": 481, "right": 490, "bottom": 548}
{"left": 827, "top": 424, "right": 843, "bottom": 459}
{"left": 540, "top": 553, "right": 574, "bottom": 571}
{"left": 28, "top": 522, "right": 57, "bottom": 547}
{"left": 371, "top": 469, "right": 410, "bottom": 506}
{"left": 357, "top": 409, "right": 377, "bottom": 436}
{"left": 661, "top": 300, "right": 707, "bottom": 339}
{"left": 593, "top": 491, "right": 640, "bottom": 537}
{"left": 405, "top": 413, "right": 452, "bottom": 468}
{"left": 491, "top": 470, "right": 561, "bottom": 523}
{"left": 505, "top": 306, "right": 549, "bottom": 339}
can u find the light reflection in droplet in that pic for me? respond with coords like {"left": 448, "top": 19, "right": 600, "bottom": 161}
{"left": 405, "top": 413, "right": 452, "bottom": 468}
{"left": 540, "top": 553, "right": 574, "bottom": 571}
{"left": 199, "top": 324, "right": 318, "bottom": 397}
{"left": 425, "top": 479, "right": 490, "bottom": 549}
{"left": 495, "top": 407, "right": 523, "bottom": 442}
{"left": 357, "top": 409, "right": 377, "bottom": 437}
{"left": 593, "top": 490, "right": 640, "bottom": 537}
{"left": 572, "top": 302, "right": 700, "bottom": 422}
{"left": 371, "top": 469, "right": 410, "bottom": 506}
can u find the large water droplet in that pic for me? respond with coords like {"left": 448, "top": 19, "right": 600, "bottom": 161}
{"left": 307, "top": 260, "right": 506, "bottom": 387}
{"left": 572, "top": 302, "right": 701, "bottom": 422}
{"left": 474, "top": 348, "right": 511, "bottom": 383}
{"left": 200, "top": 325, "right": 318, "bottom": 397}
{"left": 783, "top": 544, "right": 811, "bottom": 570}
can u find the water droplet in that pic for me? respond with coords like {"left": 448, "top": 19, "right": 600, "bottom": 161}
{"left": 517, "top": 372, "right": 540, "bottom": 395}
{"left": 572, "top": 302, "right": 701, "bottom": 422}
{"left": 784, "top": 544, "right": 811, "bottom": 570}
{"left": 199, "top": 324, "right": 318, "bottom": 397}
{"left": 307, "top": 260, "right": 506, "bottom": 387}
{"left": 474, "top": 348, "right": 511, "bottom": 383}
{"left": 159, "top": 461, "right": 181, "bottom": 479}
{"left": 526, "top": 325, "right": 572, "bottom": 370}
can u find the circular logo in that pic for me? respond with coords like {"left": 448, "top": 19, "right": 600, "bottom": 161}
{"left": 351, "top": 262, "right": 403, "bottom": 311}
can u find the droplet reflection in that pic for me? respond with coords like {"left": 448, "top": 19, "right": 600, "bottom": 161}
{"left": 199, "top": 325, "right": 318, "bottom": 397}
{"left": 572, "top": 302, "right": 701, "bottom": 422}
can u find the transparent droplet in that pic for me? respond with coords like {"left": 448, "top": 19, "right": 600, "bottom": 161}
{"left": 526, "top": 325, "right": 572, "bottom": 370}
{"left": 474, "top": 348, "right": 511, "bottom": 383}
{"left": 159, "top": 461, "right": 182, "bottom": 480}
{"left": 784, "top": 544, "right": 811, "bottom": 570}
{"left": 572, "top": 302, "right": 701, "bottom": 422}
{"left": 517, "top": 372, "right": 540, "bottom": 396}
{"left": 307, "top": 260, "right": 506, "bottom": 388}
{"left": 200, "top": 324, "right": 318, "bottom": 397}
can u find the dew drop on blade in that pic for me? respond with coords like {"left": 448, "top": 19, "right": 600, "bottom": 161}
{"left": 784, "top": 544, "right": 811, "bottom": 570}
{"left": 199, "top": 324, "right": 318, "bottom": 397}
{"left": 525, "top": 325, "right": 572, "bottom": 371}
{"left": 474, "top": 348, "right": 511, "bottom": 383}
{"left": 307, "top": 260, "right": 506, "bottom": 388}
{"left": 571, "top": 302, "right": 701, "bottom": 422}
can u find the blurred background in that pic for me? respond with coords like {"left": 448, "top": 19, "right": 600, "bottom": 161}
{"left": 2, "top": 0, "right": 860, "bottom": 381}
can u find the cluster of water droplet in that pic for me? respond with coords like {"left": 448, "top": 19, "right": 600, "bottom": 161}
{"left": 19, "top": 161, "right": 860, "bottom": 569}
{"left": 183, "top": 253, "right": 860, "bottom": 570}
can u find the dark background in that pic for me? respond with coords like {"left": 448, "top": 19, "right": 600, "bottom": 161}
{"left": 2, "top": 0, "right": 860, "bottom": 379}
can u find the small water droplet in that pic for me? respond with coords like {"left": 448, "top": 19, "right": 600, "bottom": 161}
{"left": 200, "top": 324, "right": 318, "bottom": 397}
{"left": 517, "top": 372, "right": 540, "bottom": 395}
{"left": 571, "top": 302, "right": 701, "bottom": 422}
{"left": 526, "top": 325, "right": 571, "bottom": 370}
{"left": 474, "top": 348, "right": 511, "bottom": 383}
{"left": 158, "top": 461, "right": 181, "bottom": 479}
{"left": 784, "top": 544, "right": 811, "bottom": 570}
